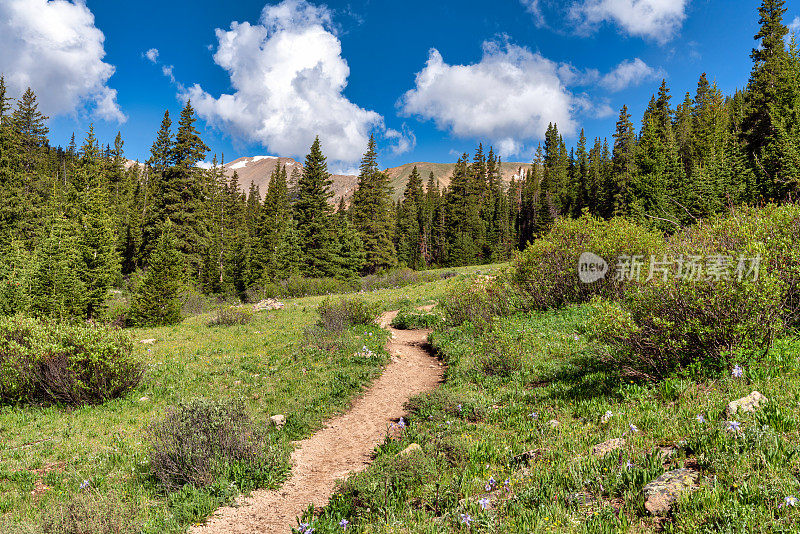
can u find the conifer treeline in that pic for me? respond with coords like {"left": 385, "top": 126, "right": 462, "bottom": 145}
{"left": 0, "top": 0, "right": 796, "bottom": 321}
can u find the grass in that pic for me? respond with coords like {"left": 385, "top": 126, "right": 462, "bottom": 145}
{"left": 302, "top": 306, "right": 800, "bottom": 533}
{"left": 0, "top": 263, "right": 504, "bottom": 533}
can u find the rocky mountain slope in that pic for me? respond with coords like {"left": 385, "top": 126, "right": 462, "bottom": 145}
{"left": 221, "top": 156, "right": 532, "bottom": 203}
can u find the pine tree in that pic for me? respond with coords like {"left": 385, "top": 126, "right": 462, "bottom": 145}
{"left": 743, "top": 0, "right": 795, "bottom": 199}
{"left": 130, "top": 221, "right": 185, "bottom": 326}
{"left": 29, "top": 215, "right": 86, "bottom": 320}
{"left": 396, "top": 166, "right": 424, "bottom": 268}
{"left": 294, "top": 137, "right": 340, "bottom": 278}
{"left": 76, "top": 129, "right": 120, "bottom": 319}
{"left": 351, "top": 135, "right": 397, "bottom": 273}
{"left": 12, "top": 88, "right": 49, "bottom": 166}
{"left": 611, "top": 106, "right": 637, "bottom": 216}
{"left": 156, "top": 101, "right": 211, "bottom": 278}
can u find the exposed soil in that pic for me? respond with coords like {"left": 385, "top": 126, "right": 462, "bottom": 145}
{"left": 190, "top": 309, "right": 442, "bottom": 534}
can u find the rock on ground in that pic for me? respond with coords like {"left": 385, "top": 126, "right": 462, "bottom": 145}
{"left": 643, "top": 468, "right": 700, "bottom": 515}
{"left": 253, "top": 299, "right": 284, "bottom": 312}
{"left": 398, "top": 443, "right": 422, "bottom": 456}
{"left": 592, "top": 438, "right": 626, "bottom": 457}
{"left": 726, "top": 391, "right": 767, "bottom": 416}
{"left": 270, "top": 415, "right": 286, "bottom": 429}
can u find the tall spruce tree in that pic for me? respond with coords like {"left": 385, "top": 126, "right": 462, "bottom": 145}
{"left": 396, "top": 166, "right": 424, "bottom": 269}
{"left": 743, "top": 0, "right": 796, "bottom": 199}
{"left": 351, "top": 135, "right": 397, "bottom": 273}
{"left": 294, "top": 137, "right": 341, "bottom": 278}
{"left": 130, "top": 220, "right": 184, "bottom": 326}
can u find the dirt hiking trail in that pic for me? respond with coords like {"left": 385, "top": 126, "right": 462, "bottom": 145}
{"left": 190, "top": 307, "right": 443, "bottom": 534}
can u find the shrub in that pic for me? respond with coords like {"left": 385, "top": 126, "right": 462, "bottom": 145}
{"left": 248, "top": 276, "right": 359, "bottom": 302}
{"left": 0, "top": 316, "right": 143, "bottom": 406}
{"left": 390, "top": 308, "right": 442, "bottom": 330}
{"left": 147, "top": 399, "right": 284, "bottom": 492}
{"left": 207, "top": 306, "right": 253, "bottom": 327}
{"left": 585, "top": 204, "right": 800, "bottom": 380}
{"left": 440, "top": 276, "right": 527, "bottom": 330}
{"left": 513, "top": 215, "right": 664, "bottom": 310}
{"left": 690, "top": 203, "right": 800, "bottom": 329}
{"left": 41, "top": 491, "right": 143, "bottom": 534}
{"left": 336, "top": 450, "right": 437, "bottom": 517}
{"left": 317, "top": 297, "right": 378, "bottom": 333}
{"left": 360, "top": 268, "right": 440, "bottom": 292}
{"left": 479, "top": 338, "right": 523, "bottom": 377}
{"left": 586, "top": 276, "right": 783, "bottom": 380}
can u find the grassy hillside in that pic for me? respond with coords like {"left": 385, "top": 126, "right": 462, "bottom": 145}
{"left": 0, "top": 264, "right": 502, "bottom": 534}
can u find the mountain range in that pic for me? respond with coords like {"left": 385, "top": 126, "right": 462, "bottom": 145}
{"left": 126, "top": 156, "right": 534, "bottom": 203}
{"left": 220, "top": 156, "right": 534, "bottom": 203}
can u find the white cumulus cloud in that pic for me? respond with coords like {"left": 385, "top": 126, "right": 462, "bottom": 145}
{"left": 520, "top": 0, "right": 547, "bottom": 27}
{"left": 788, "top": 17, "right": 800, "bottom": 42}
{"left": 0, "top": 0, "right": 125, "bottom": 122}
{"left": 183, "top": 0, "right": 389, "bottom": 166}
{"left": 399, "top": 42, "right": 580, "bottom": 157}
{"left": 144, "top": 48, "right": 159, "bottom": 63}
{"left": 599, "top": 58, "right": 662, "bottom": 91}
{"left": 570, "top": 0, "right": 689, "bottom": 44}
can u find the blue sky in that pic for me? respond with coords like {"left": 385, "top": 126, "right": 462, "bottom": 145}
{"left": 1, "top": 0, "right": 798, "bottom": 172}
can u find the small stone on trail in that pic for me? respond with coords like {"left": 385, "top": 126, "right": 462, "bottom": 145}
{"left": 592, "top": 438, "right": 626, "bottom": 457}
{"left": 138, "top": 396, "right": 149, "bottom": 402}
{"left": 140, "top": 339, "right": 156, "bottom": 344}
{"left": 726, "top": 391, "right": 768, "bottom": 416}
{"left": 643, "top": 468, "right": 700, "bottom": 514}
{"left": 399, "top": 443, "right": 422, "bottom": 456}
{"left": 270, "top": 415, "right": 286, "bottom": 429}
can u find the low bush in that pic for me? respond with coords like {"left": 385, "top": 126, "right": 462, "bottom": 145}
{"left": 317, "top": 297, "right": 378, "bottom": 333}
{"left": 390, "top": 308, "right": 442, "bottom": 330}
{"left": 0, "top": 315, "right": 143, "bottom": 406}
{"left": 360, "top": 268, "right": 440, "bottom": 292}
{"left": 439, "top": 276, "right": 527, "bottom": 330}
{"left": 585, "top": 204, "right": 800, "bottom": 380}
{"left": 248, "top": 277, "right": 359, "bottom": 302}
{"left": 335, "top": 450, "right": 438, "bottom": 517}
{"left": 513, "top": 215, "right": 665, "bottom": 310}
{"left": 147, "top": 399, "right": 285, "bottom": 492}
{"left": 41, "top": 491, "right": 143, "bottom": 534}
{"left": 587, "top": 276, "right": 783, "bottom": 380}
{"left": 207, "top": 306, "right": 253, "bottom": 327}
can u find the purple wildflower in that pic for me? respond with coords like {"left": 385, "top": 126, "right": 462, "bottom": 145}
{"left": 79, "top": 479, "right": 90, "bottom": 490}
{"left": 478, "top": 497, "right": 490, "bottom": 509}
{"left": 339, "top": 518, "right": 349, "bottom": 529}
{"left": 529, "top": 412, "right": 538, "bottom": 420}
{"left": 781, "top": 496, "right": 798, "bottom": 508}
{"left": 460, "top": 513, "right": 473, "bottom": 526}
{"left": 397, "top": 417, "right": 406, "bottom": 429}
{"left": 629, "top": 424, "right": 639, "bottom": 433}
{"left": 696, "top": 414, "right": 705, "bottom": 423}
{"left": 726, "top": 420, "right": 742, "bottom": 433}
{"left": 732, "top": 365, "right": 743, "bottom": 378}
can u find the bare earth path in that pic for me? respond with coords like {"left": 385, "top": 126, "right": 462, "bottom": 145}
{"left": 190, "top": 308, "right": 443, "bottom": 534}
